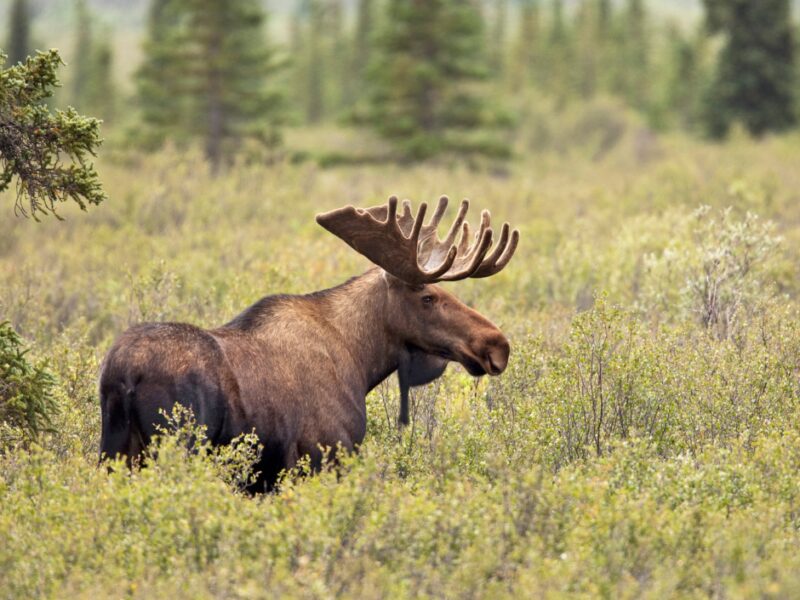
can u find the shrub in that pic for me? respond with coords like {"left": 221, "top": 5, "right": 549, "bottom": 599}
{"left": 641, "top": 204, "right": 782, "bottom": 339}
{"left": 0, "top": 321, "right": 57, "bottom": 449}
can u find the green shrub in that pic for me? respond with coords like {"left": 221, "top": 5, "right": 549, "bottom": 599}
{"left": 641, "top": 204, "right": 782, "bottom": 339}
{"left": 1, "top": 136, "right": 800, "bottom": 597}
{"left": 0, "top": 321, "right": 57, "bottom": 449}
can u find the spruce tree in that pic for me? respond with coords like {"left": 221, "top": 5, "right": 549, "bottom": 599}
{"left": 660, "top": 25, "right": 706, "bottom": 131}
{"left": 306, "top": 0, "right": 325, "bottom": 123}
{"left": 0, "top": 50, "right": 105, "bottom": 218}
{"left": 597, "top": 0, "right": 612, "bottom": 37}
{"left": 595, "top": 0, "right": 614, "bottom": 93}
{"left": 136, "top": 0, "right": 285, "bottom": 169}
{"left": 85, "top": 35, "right": 115, "bottom": 123}
{"left": 135, "top": 0, "right": 183, "bottom": 147}
{"left": 703, "top": 0, "right": 796, "bottom": 138}
{"left": 512, "top": 0, "right": 541, "bottom": 90}
{"left": 545, "top": 0, "right": 573, "bottom": 104}
{"left": 367, "top": 0, "right": 500, "bottom": 160}
{"left": 71, "top": 0, "right": 93, "bottom": 110}
{"left": 620, "top": 0, "right": 649, "bottom": 109}
{"left": 329, "top": 0, "right": 350, "bottom": 112}
{"left": 6, "top": 0, "right": 32, "bottom": 66}
{"left": 489, "top": 0, "right": 508, "bottom": 78}
{"left": 574, "top": 1, "right": 600, "bottom": 99}
{"left": 352, "top": 0, "right": 374, "bottom": 87}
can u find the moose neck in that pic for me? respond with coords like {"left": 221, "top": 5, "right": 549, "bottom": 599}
{"left": 318, "top": 267, "right": 403, "bottom": 394}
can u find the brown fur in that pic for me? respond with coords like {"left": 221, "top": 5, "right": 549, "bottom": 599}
{"left": 99, "top": 268, "right": 510, "bottom": 491}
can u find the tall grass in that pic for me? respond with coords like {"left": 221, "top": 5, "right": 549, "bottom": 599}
{"left": 1, "top": 132, "right": 800, "bottom": 597}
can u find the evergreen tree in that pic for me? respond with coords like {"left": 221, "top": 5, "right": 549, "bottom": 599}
{"left": 6, "top": 0, "right": 32, "bottom": 66}
{"left": 352, "top": 0, "right": 374, "bottom": 86}
{"left": 136, "top": 0, "right": 285, "bottom": 169}
{"left": 0, "top": 50, "right": 105, "bottom": 218}
{"left": 68, "top": 0, "right": 117, "bottom": 122}
{"left": 0, "top": 321, "right": 57, "bottom": 448}
{"left": 306, "top": 0, "right": 324, "bottom": 123}
{"left": 71, "top": 0, "right": 93, "bottom": 110}
{"left": 574, "top": 0, "right": 600, "bottom": 99}
{"left": 136, "top": 0, "right": 186, "bottom": 146}
{"left": 512, "top": 0, "right": 541, "bottom": 90}
{"left": 328, "top": 0, "right": 350, "bottom": 112}
{"left": 703, "top": 0, "right": 796, "bottom": 138}
{"left": 288, "top": 2, "right": 306, "bottom": 122}
{"left": 367, "top": 0, "right": 500, "bottom": 160}
{"left": 597, "top": 0, "right": 612, "bottom": 37}
{"left": 544, "top": 0, "right": 573, "bottom": 104}
{"left": 620, "top": 0, "right": 649, "bottom": 109}
{"left": 594, "top": 0, "right": 614, "bottom": 93}
{"left": 489, "top": 0, "right": 508, "bottom": 78}
{"left": 85, "top": 34, "right": 115, "bottom": 123}
{"left": 660, "top": 25, "right": 706, "bottom": 130}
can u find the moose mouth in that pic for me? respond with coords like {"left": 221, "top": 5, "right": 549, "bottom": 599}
{"left": 429, "top": 347, "right": 498, "bottom": 378}
{"left": 462, "top": 356, "right": 488, "bottom": 377}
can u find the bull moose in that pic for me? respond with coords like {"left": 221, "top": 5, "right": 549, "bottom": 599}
{"left": 99, "top": 195, "right": 519, "bottom": 491}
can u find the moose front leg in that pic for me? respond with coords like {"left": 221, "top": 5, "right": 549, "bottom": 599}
{"left": 397, "top": 349, "right": 448, "bottom": 427}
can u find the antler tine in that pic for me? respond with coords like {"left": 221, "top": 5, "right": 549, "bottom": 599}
{"left": 440, "top": 225, "right": 494, "bottom": 281}
{"left": 441, "top": 199, "right": 470, "bottom": 248}
{"left": 457, "top": 221, "right": 471, "bottom": 255}
{"left": 457, "top": 210, "right": 490, "bottom": 262}
{"left": 495, "top": 228, "right": 520, "bottom": 267}
{"left": 472, "top": 225, "right": 520, "bottom": 278}
{"left": 410, "top": 202, "right": 427, "bottom": 243}
{"left": 400, "top": 199, "right": 413, "bottom": 221}
{"left": 427, "top": 195, "right": 450, "bottom": 230}
{"left": 484, "top": 222, "right": 510, "bottom": 265}
{"left": 386, "top": 195, "right": 399, "bottom": 228}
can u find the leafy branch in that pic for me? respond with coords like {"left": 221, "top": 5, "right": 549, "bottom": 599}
{"left": 0, "top": 49, "right": 106, "bottom": 219}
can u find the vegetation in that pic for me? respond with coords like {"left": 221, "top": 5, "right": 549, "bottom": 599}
{"left": 135, "top": 0, "right": 285, "bottom": 169}
{"left": 0, "top": 49, "right": 105, "bottom": 218}
{"left": 68, "top": 0, "right": 116, "bottom": 123}
{"left": 0, "top": 321, "right": 56, "bottom": 450}
{"left": 702, "top": 0, "right": 796, "bottom": 138}
{"left": 5, "top": 0, "right": 31, "bottom": 67}
{"left": 366, "top": 0, "right": 505, "bottom": 160}
{"left": 3, "top": 0, "right": 800, "bottom": 597}
{"left": 2, "top": 131, "right": 800, "bottom": 595}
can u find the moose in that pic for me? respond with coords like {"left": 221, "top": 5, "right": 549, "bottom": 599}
{"left": 99, "top": 195, "right": 519, "bottom": 491}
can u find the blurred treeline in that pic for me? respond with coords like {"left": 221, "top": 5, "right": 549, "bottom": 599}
{"left": 3, "top": 0, "right": 799, "bottom": 166}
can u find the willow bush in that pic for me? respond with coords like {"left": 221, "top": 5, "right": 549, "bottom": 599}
{"left": 2, "top": 134, "right": 800, "bottom": 597}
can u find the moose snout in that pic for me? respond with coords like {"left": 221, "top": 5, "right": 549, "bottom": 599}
{"left": 483, "top": 335, "right": 510, "bottom": 376}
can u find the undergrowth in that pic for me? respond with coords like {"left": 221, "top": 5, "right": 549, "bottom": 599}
{"left": 2, "top": 135, "right": 800, "bottom": 598}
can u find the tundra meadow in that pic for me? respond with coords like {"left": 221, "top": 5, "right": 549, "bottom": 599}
{"left": 2, "top": 125, "right": 800, "bottom": 597}
{"left": 3, "top": 0, "right": 800, "bottom": 598}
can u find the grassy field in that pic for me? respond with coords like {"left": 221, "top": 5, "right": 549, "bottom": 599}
{"left": 2, "top": 129, "right": 800, "bottom": 598}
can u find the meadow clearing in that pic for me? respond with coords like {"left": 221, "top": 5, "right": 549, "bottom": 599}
{"left": 2, "top": 126, "right": 800, "bottom": 598}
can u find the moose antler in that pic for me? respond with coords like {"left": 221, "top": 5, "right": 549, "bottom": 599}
{"left": 316, "top": 195, "right": 519, "bottom": 284}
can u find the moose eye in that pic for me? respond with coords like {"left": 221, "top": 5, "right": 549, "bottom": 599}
{"left": 421, "top": 295, "right": 435, "bottom": 305}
